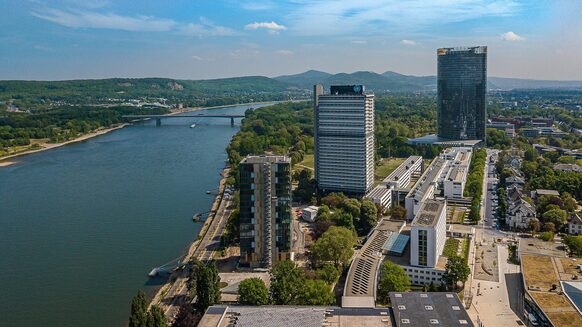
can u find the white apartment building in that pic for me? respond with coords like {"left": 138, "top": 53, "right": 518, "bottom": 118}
{"left": 382, "top": 155, "right": 423, "bottom": 189}
{"left": 314, "top": 85, "right": 375, "bottom": 194}
{"left": 405, "top": 158, "right": 446, "bottom": 220}
{"left": 365, "top": 185, "right": 392, "bottom": 208}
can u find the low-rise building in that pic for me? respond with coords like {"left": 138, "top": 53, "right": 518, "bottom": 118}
{"left": 568, "top": 212, "right": 582, "bottom": 236}
{"left": 382, "top": 155, "right": 423, "bottom": 189}
{"left": 390, "top": 292, "right": 474, "bottom": 327}
{"left": 531, "top": 189, "right": 560, "bottom": 199}
{"left": 520, "top": 253, "right": 582, "bottom": 327}
{"left": 507, "top": 198, "right": 536, "bottom": 230}
{"left": 487, "top": 121, "right": 515, "bottom": 137}
{"left": 198, "top": 306, "right": 394, "bottom": 327}
{"left": 301, "top": 206, "right": 319, "bottom": 223}
{"left": 365, "top": 185, "right": 392, "bottom": 208}
{"left": 554, "top": 163, "right": 582, "bottom": 173}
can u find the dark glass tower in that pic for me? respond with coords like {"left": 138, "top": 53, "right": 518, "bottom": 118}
{"left": 437, "top": 46, "right": 487, "bottom": 141}
{"left": 239, "top": 155, "right": 292, "bottom": 268}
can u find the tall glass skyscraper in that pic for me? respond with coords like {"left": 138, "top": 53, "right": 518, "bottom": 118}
{"left": 437, "top": 46, "right": 487, "bottom": 141}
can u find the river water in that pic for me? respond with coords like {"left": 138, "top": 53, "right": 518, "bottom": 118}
{"left": 0, "top": 104, "right": 262, "bottom": 327}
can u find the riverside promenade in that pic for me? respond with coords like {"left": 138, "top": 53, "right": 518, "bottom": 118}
{"left": 150, "top": 167, "right": 233, "bottom": 322}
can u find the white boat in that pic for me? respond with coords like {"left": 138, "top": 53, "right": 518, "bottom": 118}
{"left": 190, "top": 123, "right": 197, "bottom": 128}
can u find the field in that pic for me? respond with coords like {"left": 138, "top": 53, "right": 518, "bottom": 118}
{"left": 294, "top": 154, "right": 314, "bottom": 172}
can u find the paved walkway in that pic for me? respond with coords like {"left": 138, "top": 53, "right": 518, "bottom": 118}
{"left": 468, "top": 243, "right": 524, "bottom": 327}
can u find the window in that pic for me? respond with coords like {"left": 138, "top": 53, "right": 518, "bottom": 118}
{"left": 395, "top": 294, "right": 402, "bottom": 298}
{"left": 418, "top": 230, "right": 428, "bottom": 266}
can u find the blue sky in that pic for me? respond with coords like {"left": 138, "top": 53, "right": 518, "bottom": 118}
{"left": 1, "top": 0, "right": 581, "bottom": 80}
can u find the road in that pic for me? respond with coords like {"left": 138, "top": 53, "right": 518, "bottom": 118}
{"left": 484, "top": 149, "right": 500, "bottom": 230}
{"left": 150, "top": 173, "right": 233, "bottom": 322}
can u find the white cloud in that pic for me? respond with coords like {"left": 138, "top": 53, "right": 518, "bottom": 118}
{"left": 182, "top": 17, "right": 239, "bottom": 37}
{"left": 245, "top": 21, "right": 286, "bottom": 33}
{"left": 400, "top": 39, "right": 417, "bottom": 45}
{"left": 276, "top": 50, "right": 293, "bottom": 55}
{"left": 501, "top": 31, "right": 525, "bottom": 41}
{"left": 191, "top": 55, "right": 203, "bottom": 60}
{"left": 351, "top": 40, "right": 367, "bottom": 44}
{"left": 31, "top": 8, "right": 176, "bottom": 32}
{"left": 286, "top": 0, "right": 521, "bottom": 36}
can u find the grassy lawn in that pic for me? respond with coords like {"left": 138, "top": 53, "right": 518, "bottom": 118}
{"left": 375, "top": 157, "right": 406, "bottom": 183}
{"left": 292, "top": 154, "right": 314, "bottom": 174}
{"left": 443, "top": 237, "right": 460, "bottom": 258}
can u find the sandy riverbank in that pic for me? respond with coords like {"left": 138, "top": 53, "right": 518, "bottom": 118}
{"left": 0, "top": 101, "right": 279, "bottom": 166}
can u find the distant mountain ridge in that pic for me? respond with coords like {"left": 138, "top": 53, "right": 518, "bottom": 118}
{"left": 274, "top": 70, "right": 582, "bottom": 92}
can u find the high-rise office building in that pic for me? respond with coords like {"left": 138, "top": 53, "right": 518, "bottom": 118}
{"left": 437, "top": 46, "right": 487, "bottom": 141}
{"left": 314, "top": 85, "right": 375, "bottom": 194}
{"left": 239, "top": 155, "right": 292, "bottom": 268}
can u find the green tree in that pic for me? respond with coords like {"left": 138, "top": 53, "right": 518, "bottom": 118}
{"left": 297, "top": 279, "right": 335, "bottom": 305}
{"left": 316, "top": 263, "right": 340, "bottom": 285}
{"left": 561, "top": 193, "right": 577, "bottom": 213}
{"left": 332, "top": 211, "right": 355, "bottom": 232}
{"left": 147, "top": 305, "right": 168, "bottom": 327}
{"left": 542, "top": 208, "right": 568, "bottom": 231}
{"left": 359, "top": 199, "right": 379, "bottom": 235}
{"left": 342, "top": 198, "right": 361, "bottom": 218}
{"left": 238, "top": 278, "right": 269, "bottom": 305}
{"left": 316, "top": 205, "right": 331, "bottom": 222}
{"left": 377, "top": 261, "right": 411, "bottom": 304}
{"left": 187, "top": 258, "right": 204, "bottom": 299}
{"left": 311, "top": 226, "right": 356, "bottom": 268}
{"left": 196, "top": 262, "right": 221, "bottom": 313}
{"left": 528, "top": 218, "right": 540, "bottom": 236}
{"left": 443, "top": 255, "right": 470, "bottom": 290}
{"left": 538, "top": 231, "right": 554, "bottom": 242}
{"left": 390, "top": 206, "right": 407, "bottom": 220}
{"left": 563, "top": 235, "right": 582, "bottom": 257}
{"left": 129, "top": 290, "right": 148, "bottom": 327}
{"left": 524, "top": 147, "right": 538, "bottom": 162}
{"left": 270, "top": 260, "right": 304, "bottom": 305}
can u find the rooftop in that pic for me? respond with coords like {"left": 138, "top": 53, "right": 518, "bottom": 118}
{"left": 389, "top": 292, "right": 474, "bottom": 327}
{"left": 520, "top": 254, "right": 582, "bottom": 327}
{"left": 383, "top": 155, "right": 423, "bottom": 184}
{"left": 199, "top": 306, "right": 393, "bottom": 327}
{"left": 411, "top": 199, "right": 446, "bottom": 228}
{"left": 366, "top": 185, "right": 392, "bottom": 199}
{"left": 343, "top": 218, "right": 405, "bottom": 304}
{"left": 407, "top": 158, "right": 445, "bottom": 200}
{"left": 407, "top": 134, "right": 482, "bottom": 147}
{"left": 240, "top": 155, "right": 290, "bottom": 164}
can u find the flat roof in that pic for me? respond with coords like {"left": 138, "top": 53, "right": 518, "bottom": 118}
{"left": 407, "top": 158, "right": 445, "bottom": 200}
{"left": 366, "top": 185, "right": 391, "bottom": 199}
{"left": 447, "top": 166, "right": 466, "bottom": 182}
{"left": 383, "top": 156, "right": 423, "bottom": 184}
{"left": 199, "top": 306, "right": 393, "bottom": 327}
{"left": 343, "top": 219, "right": 405, "bottom": 300}
{"left": 521, "top": 254, "right": 582, "bottom": 327}
{"left": 240, "top": 155, "right": 290, "bottom": 164}
{"left": 382, "top": 233, "right": 410, "bottom": 255}
{"left": 407, "top": 134, "right": 482, "bottom": 147}
{"left": 411, "top": 199, "right": 446, "bottom": 228}
{"left": 389, "top": 292, "right": 474, "bottom": 327}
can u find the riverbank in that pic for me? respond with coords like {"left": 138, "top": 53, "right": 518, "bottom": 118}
{"left": 149, "top": 165, "right": 231, "bottom": 319}
{"left": 0, "top": 100, "right": 281, "bottom": 166}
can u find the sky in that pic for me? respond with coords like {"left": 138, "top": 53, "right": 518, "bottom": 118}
{"left": 1, "top": 0, "right": 581, "bottom": 81}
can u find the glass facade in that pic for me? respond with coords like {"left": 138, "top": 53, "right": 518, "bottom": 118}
{"left": 418, "top": 230, "right": 428, "bottom": 266}
{"left": 437, "top": 46, "right": 487, "bottom": 141}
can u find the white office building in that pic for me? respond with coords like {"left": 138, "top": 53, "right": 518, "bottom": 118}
{"left": 314, "top": 84, "right": 375, "bottom": 194}
{"left": 410, "top": 199, "right": 447, "bottom": 268}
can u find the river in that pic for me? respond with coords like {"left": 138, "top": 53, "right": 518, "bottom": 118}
{"left": 0, "top": 104, "right": 264, "bottom": 327}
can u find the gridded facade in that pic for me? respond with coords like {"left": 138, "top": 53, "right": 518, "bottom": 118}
{"left": 239, "top": 155, "right": 292, "bottom": 268}
{"left": 314, "top": 85, "right": 375, "bottom": 195}
{"left": 437, "top": 46, "right": 487, "bottom": 141}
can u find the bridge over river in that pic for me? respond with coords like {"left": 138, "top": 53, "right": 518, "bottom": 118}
{"left": 122, "top": 114, "right": 245, "bottom": 127}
